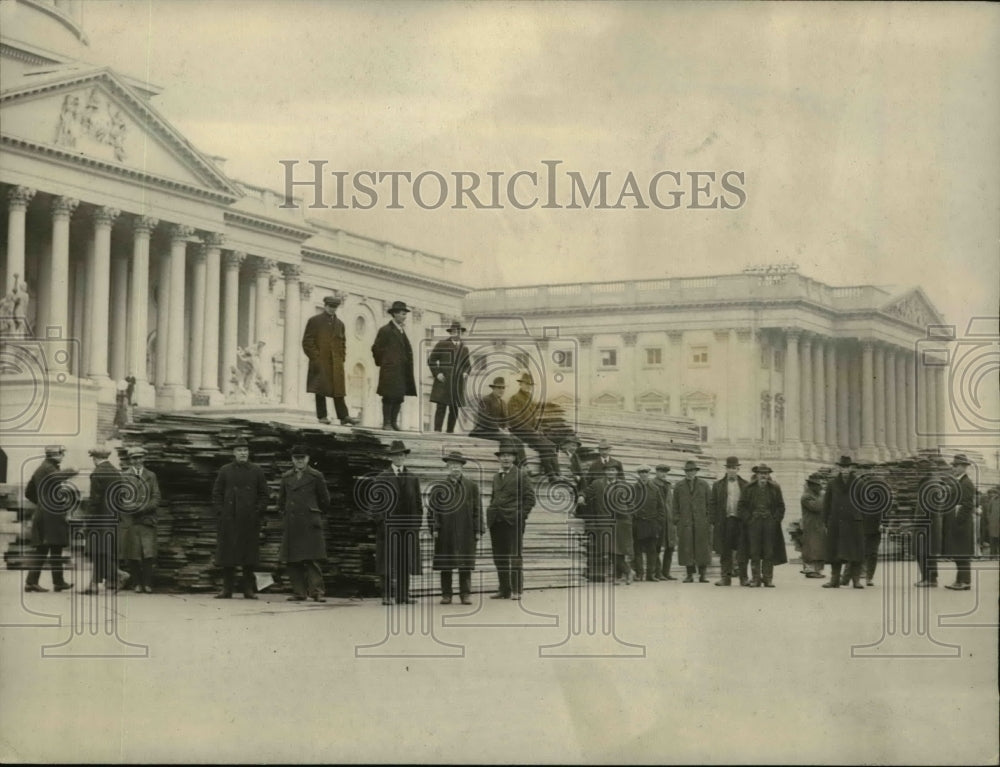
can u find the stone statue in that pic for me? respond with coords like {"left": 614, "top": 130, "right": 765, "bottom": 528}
{"left": 228, "top": 341, "right": 271, "bottom": 403}
{"left": 0, "top": 278, "right": 31, "bottom": 339}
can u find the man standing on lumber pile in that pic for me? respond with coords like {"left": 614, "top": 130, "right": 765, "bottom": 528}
{"left": 507, "top": 372, "right": 560, "bottom": 479}
{"left": 487, "top": 438, "right": 535, "bottom": 600}
{"left": 943, "top": 454, "right": 977, "bottom": 591}
{"left": 822, "top": 455, "right": 865, "bottom": 589}
{"left": 278, "top": 444, "right": 331, "bottom": 603}
{"left": 427, "top": 320, "right": 471, "bottom": 434}
{"left": 712, "top": 456, "right": 749, "bottom": 587}
{"left": 674, "top": 460, "right": 712, "bottom": 583}
{"left": 428, "top": 450, "right": 483, "bottom": 605}
{"left": 302, "top": 294, "right": 360, "bottom": 427}
{"left": 738, "top": 464, "right": 787, "bottom": 587}
{"left": 371, "top": 440, "right": 423, "bottom": 604}
{"left": 371, "top": 300, "right": 416, "bottom": 431}
{"left": 212, "top": 439, "right": 270, "bottom": 599}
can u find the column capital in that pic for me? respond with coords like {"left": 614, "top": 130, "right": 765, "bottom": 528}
{"left": 191, "top": 246, "right": 207, "bottom": 265}
{"left": 783, "top": 326, "right": 802, "bottom": 340}
{"left": 299, "top": 281, "right": 314, "bottom": 301}
{"left": 281, "top": 263, "right": 302, "bottom": 281}
{"left": 133, "top": 215, "right": 159, "bottom": 235}
{"left": 735, "top": 327, "right": 754, "bottom": 342}
{"left": 7, "top": 185, "right": 36, "bottom": 209}
{"left": 860, "top": 338, "right": 875, "bottom": 352}
{"left": 622, "top": 332, "right": 637, "bottom": 347}
{"left": 224, "top": 250, "right": 246, "bottom": 270}
{"left": 202, "top": 232, "right": 226, "bottom": 249}
{"left": 251, "top": 256, "right": 277, "bottom": 278}
{"left": 92, "top": 206, "right": 121, "bottom": 227}
{"left": 166, "top": 223, "right": 195, "bottom": 242}
{"left": 51, "top": 196, "right": 79, "bottom": 219}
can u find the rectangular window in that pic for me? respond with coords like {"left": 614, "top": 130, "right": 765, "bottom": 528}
{"left": 553, "top": 349, "right": 574, "bottom": 369}
{"left": 645, "top": 347, "right": 662, "bottom": 366}
{"left": 689, "top": 346, "right": 709, "bottom": 367}
{"left": 698, "top": 425, "right": 708, "bottom": 442}
{"left": 599, "top": 349, "right": 618, "bottom": 368}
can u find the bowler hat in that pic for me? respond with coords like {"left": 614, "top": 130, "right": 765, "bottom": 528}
{"left": 442, "top": 450, "right": 468, "bottom": 464}
{"left": 724, "top": 456, "right": 740, "bottom": 469}
{"left": 683, "top": 460, "right": 699, "bottom": 472}
{"left": 756, "top": 464, "right": 773, "bottom": 474}
{"left": 655, "top": 464, "right": 670, "bottom": 473}
{"left": 951, "top": 454, "right": 972, "bottom": 467}
{"left": 495, "top": 438, "right": 519, "bottom": 457}
{"left": 806, "top": 472, "right": 823, "bottom": 485}
{"left": 44, "top": 445, "right": 66, "bottom": 457}
{"left": 751, "top": 465, "right": 761, "bottom": 473}
{"left": 387, "top": 300, "right": 411, "bottom": 315}
{"left": 88, "top": 446, "right": 111, "bottom": 458}
{"left": 835, "top": 455, "right": 853, "bottom": 467}
{"left": 445, "top": 320, "right": 467, "bottom": 334}
{"left": 231, "top": 438, "right": 249, "bottom": 449}
{"left": 323, "top": 295, "right": 342, "bottom": 307}
{"left": 489, "top": 377, "right": 506, "bottom": 388}
{"left": 290, "top": 444, "right": 309, "bottom": 457}
{"left": 386, "top": 440, "right": 410, "bottom": 455}
{"left": 517, "top": 372, "right": 534, "bottom": 385}
{"left": 597, "top": 439, "right": 612, "bottom": 451}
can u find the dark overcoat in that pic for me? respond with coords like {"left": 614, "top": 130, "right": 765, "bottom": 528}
{"left": 469, "top": 392, "right": 508, "bottom": 436}
{"left": 302, "top": 311, "right": 347, "bottom": 397}
{"left": 120, "top": 467, "right": 161, "bottom": 560}
{"left": 428, "top": 475, "right": 483, "bottom": 570}
{"left": 653, "top": 477, "right": 676, "bottom": 549}
{"left": 799, "top": 487, "right": 826, "bottom": 562}
{"left": 633, "top": 478, "right": 666, "bottom": 542}
{"left": 212, "top": 461, "right": 270, "bottom": 567}
{"left": 86, "top": 460, "right": 122, "bottom": 558}
{"left": 25, "top": 458, "right": 74, "bottom": 547}
{"left": 278, "top": 467, "right": 331, "bottom": 563}
{"left": 370, "top": 468, "right": 423, "bottom": 576}
{"left": 673, "top": 477, "right": 712, "bottom": 567}
{"left": 586, "top": 477, "right": 633, "bottom": 556}
{"left": 371, "top": 321, "right": 416, "bottom": 400}
{"left": 428, "top": 337, "right": 470, "bottom": 407}
{"left": 711, "top": 475, "right": 749, "bottom": 554}
{"left": 942, "top": 473, "right": 977, "bottom": 558}
{"left": 823, "top": 473, "right": 864, "bottom": 562}
{"left": 738, "top": 479, "right": 788, "bottom": 565}
{"left": 586, "top": 457, "right": 625, "bottom": 486}
{"left": 508, "top": 390, "right": 543, "bottom": 433}
{"left": 488, "top": 466, "right": 535, "bottom": 528}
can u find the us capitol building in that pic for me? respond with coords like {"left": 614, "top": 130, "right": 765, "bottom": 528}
{"left": 0, "top": 0, "right": 982, "bottom": 491}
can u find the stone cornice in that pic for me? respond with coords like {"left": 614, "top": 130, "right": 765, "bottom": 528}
{"left": 223, "top": 209, "right": 316, "bottom": 242}
{"left": 303, "top": 247, "right": 469, "bottom": 298}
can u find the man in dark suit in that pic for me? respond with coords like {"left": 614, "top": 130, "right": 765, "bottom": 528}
{"left": 943, "top": 454, "right": 977, "bottom": 590}
{"left": 560, "top": 435, "right": 587, "bottom": 517}
{"left": 654, "top": 465, "right": 677, "bottom": 580}
{"left": 738, "top": 464, "right": 787, "bottom": 587}
{"left": 23, "top": 445, "right": 76, "bottom": 593}
{"left": 371, "top": 440, "right": 423, "bottom": 604}
{"left": 712, "top": 456, "right": 749, "bottom": 586}
{"left": 507, "top": 372, "right": 560, "bottom": 478}
{"left": 278, "top": 445, "right": 331, "bottom": 602}
{"left": 80, "top": 447, "right": 123, "bottom": 594}
{"left": 587, "top": 439, "right": 625, "bottom": 486}
{"left": 487, "top": 438, "right": 536, "bottom": 600}
{"left": 822, "top": 455, "right": 865, "bottom": 589}
{"left": 427, "top": 320, "right": 471, "bottom": 433}
{"left": 469, "top": 377, "right": 527, "bottom": 464}
{"left": 302, "top": 295, "right": 359, "bottom": 426}
{"left": 120, "top": 446, "right": 161, "bottom": 594}
{"left": 371, "top": 300, "right": 417, "bottom": 431}
{"left": 428, "top": 450, "right": 483, "bottom": 605}
{"left": 914, "top": 458, "right": 946, "bottom": 587}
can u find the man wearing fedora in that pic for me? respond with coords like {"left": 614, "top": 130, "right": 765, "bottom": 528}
{"left": 120, "top": 446, "right": 161, "bottom": 594}
{"left": 737, "top": 464, "right": 787, "bottom": 587}
{"left": 371, "top": 300, "right": 417, "bottom": 431}
{"left": 469, "top": 377, "right": 528, "bottom": 464}
{"left": 80, "top": 446, "right": 124, "bottom": 594}
{"left": 278, "top": 445, "right": 331, "bottom": 602}
{"left": 487, "top": 438, "right": 536, "bottom": 599}
{"left": 822, "top": 456, "right": 865, "bottom": 589}
{"left": 799, "top": 473, "right": 827, "bottom": 579}
{"left": 507, "top": 372, "right": 560, "bottom": 478}
{"left": 914, "top": 457, "right": 947, "bottom": 587}
{"left": 427, "top": 320, "right": 471, "bottom": 433}
{"left": 587, "top": 439, "right": 624, "bottom": 486}
{"left": 711, "top": 456, "right": 750, "bottom": 586}
{"left": 674, "top": 460, "right": 713, "bottom": 582}
{"left": 211, "top": 438, "right": 270, "bottom": 599}
{"left": 302, "top": 295, "right": 360, "bottom": 427}
{"left": 942, "top": 454, "right": 977, "bottom": 590}
{"left": 23, "top": 445, "right": 77, "bottom": 593}
{"left": 428, "top": 451, "right": 483, "bottom": 604}
{"left": 371, "top": 440, "right": 424, "bottom": 604}
{"left": 654, "top": 465, "right": 678, "bottom": 580}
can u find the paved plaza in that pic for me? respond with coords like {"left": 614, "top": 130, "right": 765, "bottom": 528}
{"left": 1, "top": 559, "right": 997, "bottom": 764}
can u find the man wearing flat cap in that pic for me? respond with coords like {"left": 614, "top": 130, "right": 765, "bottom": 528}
{"left": 23, "top": 446, "right": 77, "bottom": 593}
{"left": 371, "top": 440, "right": 423, "bottom": 604}
{"left": 799, "top": 473, "right": 827, "bottom": 579}
{"left": 711, "top": 456, "right": 749, "bottom": 586}
{"left": 737, "top": 464, "right": 787, "bottom": 587}
{"left": 278, "top": 445, "right": 331, "bottom": 602}
{"left": 212, "top": 438, "right": 270, "bottom": 599}
{"left": 371, "top": 300, "right": 417, "bottom": 430}
{"left": 80, "top": 446, "right": 123, "bottom": 594}
{"left": 427, "top": 451, "right": 483, "bottom": 604}
{"left": 487, "top": 438, "right": 536, "bottom": 599}
{"left": 674, "top": 460, "right": 712, "bottom": 583}
{"left": 120, "top": 447, "right": 161, "bottom": 594}
{"left": 942, "top": 454, "right": 977, "bottom": 590}
{"left": 822, "top": 456, "right": 865, "bottom": 589}
{"left": 302, "top": 294, "right": 360, "bottom": 427}
{"left": 427, "top": 320, "right": 471, "bottom": 434}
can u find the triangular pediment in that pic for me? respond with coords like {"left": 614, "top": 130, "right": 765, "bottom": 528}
{"left": 880, "top": 288, "right": 944, "bottom": 328}
{"left": 1, "top": 67, "right": 240, "bottom": 200}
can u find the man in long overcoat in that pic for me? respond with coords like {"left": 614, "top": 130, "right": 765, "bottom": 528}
{"left": 738, "top": 464, "right": 787, "bottom": 587}
{"left": 487, "top": 438, "right": 536, "bottom": 599}
{"left": 654, "top": 465, "right": 677, "bottom": 580}
{"left": 120, "top": 446, "right": 161, "bottom": 594}
{"left": 278, "top": 445, "right": 331, "bottom": 602}
{"left": 711, "top": 456, "right": 749, "bottom": 586}
{"left": 427, "top": 320, "right": 471, "bottom": 433}
{"left": 799, "top": 473, "right": 826, "bottom": 579}
{"left": 674, "top": 460, "right": 712, "bottom": 582}
{"left": 981, "top": 486, "right": 1000, "bottom": 558}
{"left": 428, "top": 450, "right": 483, "bottom": 604}
{"left": 24, "top": 445, "right": 76, "bottom": 592}
{"left": 302, "top": 295, "right": 359, "bottom": 426}
{"left": 822, "top": 455, "right": 865, "bottom": 589}
{"left": 507, "top": 372, "right": 560, "bottom": 478}
{"left": 81, "top": 446, "right": 122, "bottom": 594}
{"left": 371, "top": 300, "right": 416, "bottom": 431}
{"left": 631, "top": 466, "right": 665, "bottom": 581}
{"left": 943, "top": 454, "right": 977, "bottom": 590}
{"left": 914, "top": 458, "right": 947, "bottom": 587}
{"left": 212, "top": 438, "right": 270, "bottom": 599}
{"left": 370, "top": 440, "right": 423, "bottom": 604}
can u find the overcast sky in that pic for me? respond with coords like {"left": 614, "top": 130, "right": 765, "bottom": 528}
{"left": 79, "top": 1, "right": 998, "bottom": 334}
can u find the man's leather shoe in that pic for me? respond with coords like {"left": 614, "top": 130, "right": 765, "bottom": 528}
{"left": 866, "top": 579, "right": 875, "bottom": 587}
{"left": 243, "top": 593, "right": 258, "bottom": 599}
{"left": 715, "top": 577, "right": 731, "bottom": 586}
{"left": 340, "top": 417, "right": 360, "bottom": 426}
{"left": 663, "top": 575, "right": 677, "bottom": 581}
{"left": 945, "top": 582, "right": 971, "bottom": 590}
{"left": 490, "top": 592, "right": 510, "bottom": 599}
{"left": 698, "top": 575, "right": 709, "bottom": 583}
{"left": 134, "top": 585, "right": 143, "bottom": 593}
{"left": 318, "top": 417, "right": 331, "bottom": 425}
{"left": 852, "top": 582, "right": 865, "bottom": 589}
{"left": 80, "top": 586, "right": 100, "bottom": 595}
{"left": 24, "top": 584, "right": 48, "bottom": 593}
{"left": 381, "top": 422, "right": 394, "bottom": 430}
{"left": 682, "top": 575, "right": 693, "bottom": 583}
{"left": 287, "top": 595, "right": 306, "bottom": 601}
{"left": 215, "top": 591, "right": 233, "bottom": 599}
{"left": 312, "top": 595, "right": 327, "bottom": 602}
{"left": 763, "top": 581, "right": 775, "bottom": 588}
{"left": 440, "top": 596, "right": 453, "bottom": 605}
{"left": 914, "top": 580, "right": 937, "bottom": 587}
{"left": 821, "top": 581, "right": 840, "bottom": 588}
{"left": 53, "top": 582, "right": 74, "bottom": 592}
{"left": 460, "top": 596, "right": 472, "bottom": 605}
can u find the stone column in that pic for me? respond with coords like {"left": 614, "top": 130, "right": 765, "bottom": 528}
{"left": 220, "top": 251, "right": 246, "bottom": 400}
{"left": 157, "top": 224, "right": 193, "bottom": 409}
{"left": 666, "top": 330, "right": 683, "bottom": 417}
{"left": 783, "top": 329, "right": 801, "bottom": 448}
{"left": 48, "top": 197, "right": 78, "bottom": 372}
{"left": 812, "top": 335, "right": 826, "bottom": 459}
{"left": 873, "top": 344, "right": 886, "bottom": 458}
{"left": 622, "top": 332, "right": 637, "bottom": 412}
{"left": 154, "top": 243, "right": 170, "bottom": 388}
{"left": 836, "top": 342, "right": 850, "bottom": 454}
{"left": 252, "top": 257, "right": 276, "bottom": 347}
{"left": 848, "top": 343, "right": 861, "bottom": 452}
{"left": 579, "top": 334, "right": 594, "bottom": 409}
{"left": 86, "top": 206, "right": 120, "bottom": 402}
{"left": 800, "top": 334, "right": 814, "bottom": 451}
{"left": 925, "top": 365, "right": 938, "bottom": 452}
{"left": 281, "top": 264, "right": 302, "bottom": 407}
{"left": 935, "top": 367, "right": 948, "bottom": 441}
{"left": 188, "top": 246, "right": 207, "bottom": 394}
{"left": 860, "top": 340, "right": 876, "bottom": 460}
{"left": 895, "top": 351, "right": 908, "bottom": 456}
{"left": 885, "top": 347, "right": 898, "bottom": 456}
{"left": 198, "top": 234, "right": 224, "bottom": 405}
{"left": 299, "top": 282, "right": 314, "bottom": 412}
{"left": 727, "top": 329, "right": 740, "bottom": 442}
{"left": 127, "top": 216, "right": 157, "bottom": 407}
{"left": 905, "top": 353, "right": 918, "bottom": 454}
{"left": 6, "top": 185, "right": 35, "bottom": 293}
{"left": 109, "top": 252, "right": 129, "bottom": 382}
{"left": 825, "top": 339, "right": 837, "bottom": 451}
